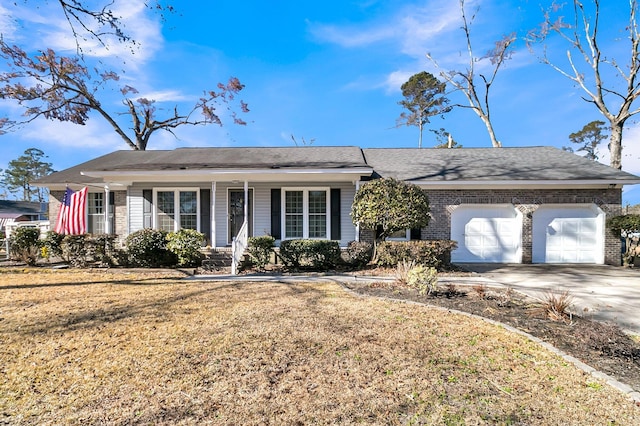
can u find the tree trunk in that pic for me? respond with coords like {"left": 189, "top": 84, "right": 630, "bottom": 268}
{"left": 609, "top": 121, "right": 624, "bottom": 170}
{"left": 478, "top": 112, "right": 501, "bottom": 147}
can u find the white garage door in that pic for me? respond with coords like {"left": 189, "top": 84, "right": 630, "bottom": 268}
{"left": 451, "top": 205, "right": 522, "bottom": 263}
{"left": 532, "top": 204, "right": 604, "bottom": 264}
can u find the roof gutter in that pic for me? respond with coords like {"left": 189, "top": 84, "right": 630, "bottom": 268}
{"left": 406, "top": 179, "right": 640, "bottom": 189}
{"left": 81, "top": 167, "right": 373, "bottom": 178}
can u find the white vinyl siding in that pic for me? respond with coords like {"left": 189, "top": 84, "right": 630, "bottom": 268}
{"left": 127, "top": 181, "right": 358, "bottom": 248}
{"left": 128, "top": 187, "right": 144, "bottom": 233}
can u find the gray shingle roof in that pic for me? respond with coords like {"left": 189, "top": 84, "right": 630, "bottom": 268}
{"left": 34, "top": 146, "right": 371, "bottom": 184}
{"left": 34, "top": 145, "right": 640, "bottom": 185}
{"left": 0, "top": 200, "right": 45, "bottom": 214}
{"left": 362, "top": 147, "right": 640, "bottom": 182}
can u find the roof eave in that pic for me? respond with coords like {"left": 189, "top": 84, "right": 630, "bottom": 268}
{"left": 407, "top": 179, "right": 640, "bottom": 189}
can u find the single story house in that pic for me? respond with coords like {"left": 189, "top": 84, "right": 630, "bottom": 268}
{"left": 33, "top": 146, "right": 640, "bottom": 265}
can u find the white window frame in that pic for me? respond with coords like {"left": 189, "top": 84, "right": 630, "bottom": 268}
{"left": 153, "top": 188, "right": 200, "bottom": 232}
{"left": 387, "top": 229, "right": 411, "bottom": 241}
{"left": 87, "top": 192, "right": 105, "bottom": 234}
{"left": 281, "top": 187, "right": 331, "bottom": 240}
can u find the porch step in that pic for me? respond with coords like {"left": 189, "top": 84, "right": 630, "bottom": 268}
{"left": 202, "top": 250, "right": 233, "bottom": 271}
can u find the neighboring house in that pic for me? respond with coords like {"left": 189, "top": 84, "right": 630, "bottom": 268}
{"left": 33, "top": 146, "right": 640, "bottom": 265}
{"left": 0, "top": 200, "right": 48, "bottom": 232}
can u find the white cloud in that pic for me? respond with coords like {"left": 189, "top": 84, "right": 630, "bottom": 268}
{"left": 0, "top": 4, "right": 18, "bottom": 40}
{"left": 4, "top": 0, "right": 163, "bottom": 71}
{"left": 134, "top": 90, "right": 190, "bottom": 103}
{"left": 309, "top": 1, "right": 462, "bottom": 53}
{"left": 383, "top": 70, "right": 415, "bottom": 94}
{"left": 19, "top": 117, "right": 128, "bottom": 151}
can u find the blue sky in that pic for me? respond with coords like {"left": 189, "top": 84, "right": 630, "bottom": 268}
{"left": 1, "top": 0, "right": 640, "bottom": 204}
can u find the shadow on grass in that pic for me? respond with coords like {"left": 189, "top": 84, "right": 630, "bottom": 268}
{"left": 0, "top": 275, "right": 189, "bottom": 290}
{"left": 7, "top": 279, "right": 331, "bottom": 337}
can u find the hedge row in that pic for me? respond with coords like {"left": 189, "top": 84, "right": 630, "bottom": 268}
{"left": 8, "top": 227, "right": 205, "bottom": 268}
{"left": 376, "top": 240, "right": 457, "bottom": 269}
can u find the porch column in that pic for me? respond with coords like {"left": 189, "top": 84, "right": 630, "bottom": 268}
{"left": 211, "top": 181, "right": 216, "bottom": 248}
{"left": 104, "top": 185, "right": 111, "bottom": 234}
{"left": 355, "top": 180, "right": 360, "bottom": 242}
{"left": 243, "top": 180, "right": 249, "bottom": 227}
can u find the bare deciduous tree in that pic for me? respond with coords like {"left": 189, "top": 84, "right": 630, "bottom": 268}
{"left": 14, "top": 0, "right": 175, "bottom": 54}
{"left": 0, "top": 43, "right": 248, "bottom": 150}
{"left": 527, "top": 0, "right": 640, "bottom": 170}
{"left": 427, "top": 0, "right": 515, "bottom": 148}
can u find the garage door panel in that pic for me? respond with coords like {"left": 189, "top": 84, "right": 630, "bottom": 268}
{"left": 451, "top": 205, "right": 522, "bottom": 263}
{"left": 532, "top": 205, "right": 603, "bottom": 264}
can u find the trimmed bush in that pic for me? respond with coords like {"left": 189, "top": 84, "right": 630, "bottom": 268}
{"left": 376, "top": 240, "right": 457, "bottom": 270}
{"left": 61, "top": 235, "right": 92, "bottom": 267}
{"left": 42, "top": 231, "right": 65, "bottom": 260}
{"left": 92, "top": 234, "right": 118, "bottom": 267}
{"left": 247, "top": 235, "right": 275, "bottom": 270}
{"left": 125, "top": 229, "right": 177, "bottom": 268}
{"left": 166, "top": 229, "right": 205, "bottom": 267}
{"left": 278, "top": 239, "right": 341, "bottom": 270}
{"left": 341, "top": 241, "right": 373, "bottom": 269}
{"left": 9, "top": 227, "right": 40, "bottom": 265}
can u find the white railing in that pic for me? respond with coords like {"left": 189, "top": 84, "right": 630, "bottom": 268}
{"left": 5, "top": 220, "right": 51, "bottom": 239}
{"left": 231, "top": 220, "right": 249, "bottom": 275}
{"left": 2, "top": 221, "right": 51, "bottom": 260}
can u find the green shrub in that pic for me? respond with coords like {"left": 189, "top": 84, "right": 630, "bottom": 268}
{"left": 166, "top": 229, "right": 204, "bottom": 267}
{"left": 9, "top": 227, "right": 41, "bottom": 265}
{"left": 406, "top": 264, "right": 438, "bottom": 295}
{"left": 278, "top": 239, "right": 341, "bottom": 270}
{"left": 92, "top": 234, "right": 118, "bottom": 267}
{"left": 376, "top": 240, "right": 457, "bottom": 270}
{"left": 61, "top": 234, "right": 92, "bottom": 267}
{"left": 125, "top": 229, "right": 176, "bottom": 268}
{"left": 247, "top": 235, "right": 275, "bottom": 270}
{"left": 42, "top": 231, "right": 65, "bottom": 260}
{"left": 341, "top": 241, "right": 373, "bottom": 269}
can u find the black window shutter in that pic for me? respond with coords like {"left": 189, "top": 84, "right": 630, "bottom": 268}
{"left": 108, "top": 191, "right": 116, "bottom": 234}
{"left": 143, "top": 189, "right": 152, "bottom": 229}
{"left": 331, "top": 188, "right": 341, "bottom": 241}
{"left": 200, "top": 189, "right": 211, "bottom": 243}
{"left": 410, "top": 228, "right": 422, "bottom": 240}
{"left": 271, "top": 189, "right": 281, "bottom": 239}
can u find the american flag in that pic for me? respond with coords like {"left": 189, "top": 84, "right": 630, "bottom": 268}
{"left": 54, "top": 187, "right": 88, "bottom": 235}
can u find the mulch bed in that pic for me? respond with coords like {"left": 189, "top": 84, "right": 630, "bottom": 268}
{"left": 342, "top": 278, "right": 640, "bottom": 392}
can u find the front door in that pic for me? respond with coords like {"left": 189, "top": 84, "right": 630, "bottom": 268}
{"left": 228, "top": 189, "right": 253, "bottom": 243}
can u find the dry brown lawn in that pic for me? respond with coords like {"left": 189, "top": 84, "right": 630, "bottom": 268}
{"left": 1, "top": 268, "right": 639, "bottom": 425}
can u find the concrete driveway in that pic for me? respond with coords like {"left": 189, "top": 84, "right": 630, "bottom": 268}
{"left": 458, "top": 264, "right": 640, "bottom": 334}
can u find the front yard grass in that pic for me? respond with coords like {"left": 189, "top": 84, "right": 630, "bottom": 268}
{"left": 1, "top": 268, "right": 639, "bottom": 425}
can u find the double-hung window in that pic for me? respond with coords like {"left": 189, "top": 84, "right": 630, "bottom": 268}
{"left": 154, "top": 188, "right": 199, "bottom": 232}
{"left": 282, "top": 188, "right": 329, "bottom": 239}
{"left": 87, "top": 192, "right": 105, "bottom": 234}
